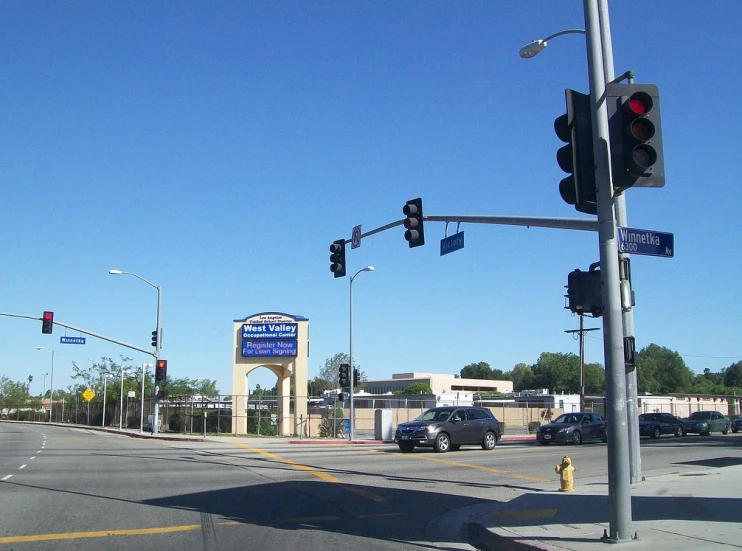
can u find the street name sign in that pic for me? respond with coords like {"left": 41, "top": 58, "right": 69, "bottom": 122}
{"left": 60, "top": 336, "right": 86, "bottom": 345}
{"left": 617, "top": 227, "right": 674, "bottom": 258}
{"left": 440, "top": 231, "right": 465, "bottom": 256}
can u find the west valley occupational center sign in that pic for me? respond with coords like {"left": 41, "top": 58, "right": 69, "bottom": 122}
{"left": 241, "top": 321, "right": 298, "bottom": 357}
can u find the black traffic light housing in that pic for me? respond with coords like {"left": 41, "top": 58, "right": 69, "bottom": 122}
{"left": 329, "top": 239, "right": 346, "bottom": 278}
{"left": 403, "top": 198, "right": 425, "bottom": 248}
{"left": 339, "top": 363, "right": 350, "bottom": 388}
{"left": 606, "top": 83, "right": 664, "bottom": 190}
{"left": 157, "top": 389, "right": 168, "bottom": 399}
{"left": 151, "top": 329, "right": 158, "bottom": 348}
{"left": 353, "top": 368, "right": 359, "bottom": 388}
{"left": 41, "top": 311, "right": 54, "bottom": 334}
{"left": 555, "top": 89, "right": 597, "bottom": 215}
{"left": 566, "top": 268, "right": 603, "bottom": 317}
{"left": 155, "top": 359, "right": 168, "bottom": 382}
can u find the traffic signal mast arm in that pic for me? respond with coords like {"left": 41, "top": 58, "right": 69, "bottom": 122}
{"left": 0, "top": 312, "right": 156, "bottom": 357}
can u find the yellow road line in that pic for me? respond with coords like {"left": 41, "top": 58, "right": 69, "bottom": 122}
{"left": 234, "top": 443, "right": 385, "bottom": 502}
{"left": 0, "top": 522, "right": 241, "bottom": 544}
{"left": 390, "top": 451, "right": 550, "bottom": 483}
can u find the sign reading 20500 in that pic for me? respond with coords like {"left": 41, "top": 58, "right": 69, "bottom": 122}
{"left": 242, "top": 323, "right": 298, "bottom": 339}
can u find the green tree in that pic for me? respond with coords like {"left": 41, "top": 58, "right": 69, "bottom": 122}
{"left": 722, "top": 361, "right": 742, "bottom": 388}
{"left": 583, "top": 362, "right": 606, "bottom": 394}
{"left": 510, "top": 363, "right": 536, "bottom": 391}
{"left": 461, "top": 362, "right": 494, "bottom": 380}
{"left": 312, "top": 353, "right": 366, "bottom": 393}
{"left": 532, "top": 352, "right": 580, "bottom": 393}
{"left": 636, "top": 344, "right": 693, "bottom": 393}
{"left": 393, "top": 382, "right": 432, "bottom": 395}
{"left": 0, "top": 376, "right": 30, "bottom": 408}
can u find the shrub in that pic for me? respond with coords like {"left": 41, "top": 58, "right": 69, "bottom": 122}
{"left": 528, "top": 421, "right": 541, "bottom": 433}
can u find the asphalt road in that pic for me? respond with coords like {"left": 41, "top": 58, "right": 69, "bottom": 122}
{"left": 2, "top": 422, "right": 741, "bottom": 550}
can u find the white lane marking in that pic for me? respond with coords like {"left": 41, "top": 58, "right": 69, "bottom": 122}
{"left": 19, "top": 465, "right": 27, "bottom": 470}
{"left": 1, "top": 475, "right": 12, "bottom": 481}
{"left": 30, "top": 457, "right": 36, "bottom": 460}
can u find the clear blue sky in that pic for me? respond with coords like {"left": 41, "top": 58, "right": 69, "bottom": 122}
{"left": 2, "top": 2, "right": 740, "bottom": 397}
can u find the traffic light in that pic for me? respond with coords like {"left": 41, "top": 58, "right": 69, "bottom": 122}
{"left": 329, "top": 239, "right": 346, "bottom": 278}
{"left": 555, "top": 89, "right": 597, "bottom": 215}
{"left": 41, "top": 311, "right": 54, "bottom": 334}
{"left": 151, "top": 329, "right": 158, "bottom": 348}
{"left": 156, "top": 389, "right": 168, "bottom": 399}
{"left": 155, "top": 360, "right": 168, "bottom": 382}
{"left": 606, "top": 83, "right": 664, "bottom": 190}
{"left": 566, "top": 269, "right": 603, "bottom": 317}
{"left": 339, "top": 363, "right": 350, "bottom": 388}
{"left": 338, "top": 391, "right": 346, "bottom": 402}
{"left": 353, "top": 368, "right": 359, "bottom": 388}
{"left": 403, "top": 198, "right": 425, "bottom": 248}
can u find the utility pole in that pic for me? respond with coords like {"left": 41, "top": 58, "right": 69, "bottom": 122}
{"left": 565, "top": 316, "right": 600, "bottom": 411}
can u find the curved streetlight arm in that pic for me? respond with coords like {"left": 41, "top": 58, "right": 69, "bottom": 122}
{"left": 519, "top": 29, "right": 586, "bottom": 58}
{"left": 109, "top": 270, "right": 159, "bottom": 291}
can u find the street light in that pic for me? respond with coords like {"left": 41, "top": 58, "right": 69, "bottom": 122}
{"left": 139, "top": 363, "right": 153, "bottom": 433}
{"left": 101, "top": 371, "right": 112, "bottom": 427}
{"left": 518, "top": 29, "right": 586, "bottom": 58}
{"left": 109, "top": 269, "right": 162, "bottom": 434}
{"left": 519, "top": 2, "right": 634, "bottom": 540}
{"left": 118, "top": 367, "right": 131, "bottom": 430}
{"left": 36, "top": 347, "right": 54, "bottom": 422}
{"left": 349, "top": 266, "right": 374, "bottom": 442}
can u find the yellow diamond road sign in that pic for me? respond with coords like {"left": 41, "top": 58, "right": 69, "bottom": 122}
{"left": 82, "top": 388, "right": 95, "bottom": 402}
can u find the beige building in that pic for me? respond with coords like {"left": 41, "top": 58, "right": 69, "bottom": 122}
{"left": 363, "top": 372, "right": 513, "bottom": 395}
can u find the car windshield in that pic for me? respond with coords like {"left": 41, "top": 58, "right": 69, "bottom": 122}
{"left": 553, "top": 414, "right": 582, "bottom": 424}
{"left": 688, "top": 412, "right": 708, "bottom": 420}
{"left": 415, "top": 409, "right": 453, "bottom": 422}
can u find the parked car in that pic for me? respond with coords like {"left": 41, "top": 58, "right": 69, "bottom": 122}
{"left": 731, "top": 417, "right": 742, "bottom": 434}
{"left": 638, "top": 412, "right": 686, "bottom": 438}
{"left": 536, "top": 412, "right": 607, "bottom": 445}
{"left": 394, "top": 406, "right": 502, "bottom": 453}
{"left": 683, "top": 411, "right": 731, "bottom": 435}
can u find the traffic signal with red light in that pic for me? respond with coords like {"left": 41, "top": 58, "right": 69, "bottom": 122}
{"left": 555, "top": 89, "right": 597, "bottom": 215}
{"left": 403, "top": 198, "right": 425, "bottom": 247}
{"left": 157, "top": 389, "right": 168, "bottom": 399}
{"left": 606, "top": 83, "right": 664, "bottom": 190}
{"left": 339, "top": 363, "right": 350, "bottom": 388}
{"left": 329, "top": 239, "right": 346, "bottom": 278}
{"left": 41, "top": 311, "right": 54, "bottom": 334}
{"left": 155, "top": 360, "right": 168, "bottom": 382}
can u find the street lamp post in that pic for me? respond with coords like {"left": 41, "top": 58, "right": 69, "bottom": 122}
{"left": 102, "top": 372, "right": 112, "bottom": 427}
{"left": 349, "top": 266, "right": 374, "bottom": 442}
{"left": 109, "top": 269, "right": 162, "bottom": 434}
{"left": 139, "top": 363, "right": 152, "bottom": 433}
{"left": 36, "top": 347, "right": 54, "bottom": 422}
{"left": 118, "top": 368, "right": 130, "bottom": 430}
{"left": 519, "top": 0, "right": 633, "bottom": 540}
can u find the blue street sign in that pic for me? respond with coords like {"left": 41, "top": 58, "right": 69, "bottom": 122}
{"left": 60, "top": 336, "right": 86, "bottom": 345}
{"left": 440, "top": 231, "right": 465, "bottom": 256}
{"left": 617, "top": 227, "right": 674, "bottom": 258}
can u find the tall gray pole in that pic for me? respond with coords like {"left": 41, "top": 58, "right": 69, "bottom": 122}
{"left": 153, "top": 285, "right": 162, "bottom": 435}
{"left": 583, "top": 0, "right": 633, "bottom": 541}
{"left": 349, "top": 275, "right": 354, "bottom": 442}
{"left": 596, "top": 0, "right": 642, "bottom": 484}
{"left": 102, "top": 374, "right": 109, "bottom": 427}
{"left": 140, "top": 364, "right": 146, "bottom": 433}
{"left": 49, "top": 350, "right": 54, "bottom": 422}
{"left": 119, "top": 368, "right": 125, "bottom": 430}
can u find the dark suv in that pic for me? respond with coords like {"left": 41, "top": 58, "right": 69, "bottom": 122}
{"left": 394, "top": 406, "right": 502, "bottom": 453}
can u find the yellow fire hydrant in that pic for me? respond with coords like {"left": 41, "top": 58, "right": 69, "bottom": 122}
{"left": 555, "top": 455, "right": 577, "bottom": 492}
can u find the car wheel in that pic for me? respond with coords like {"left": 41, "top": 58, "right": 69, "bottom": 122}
{"left": 652, "top": 427, "right": 661, "bottom": 439}
{"left": 701, "top": 431, "right": 711, "bottom": 436}
{"left": 601, "top": 432, "right": 608, "bottom": 443}
{"left": 481, "top": 430, "right": 497, "bottom": 450}
{"left": 397, "top": 442, "right": 415, "bottom": 453}
{"left": 733, "top": 427, "right": 739, "bottom": 434}
{"left": 723, "top": 424, "right": 730, "bottom": 435}
{"left": 571, "top": 431, "right": 582, "bottom": 445}
{"left": 450, "top": 444, "right": 461, "bottom": 451}
{"left": 674, "top": 426, "right": 683, "bottom": 437}
{"left": 434, "top": 433, "right": 450, "bottom": 453}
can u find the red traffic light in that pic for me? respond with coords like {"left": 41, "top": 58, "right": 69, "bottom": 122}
{"left": 155, "top": 360, "right": 168, "bottom": 382}
{"left": 41, "top": 311, "right": 54, "bottom": 334}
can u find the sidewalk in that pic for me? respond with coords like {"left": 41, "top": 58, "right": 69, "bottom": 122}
{"left": 465, "top": 462, "right": 742, "bottom": 550}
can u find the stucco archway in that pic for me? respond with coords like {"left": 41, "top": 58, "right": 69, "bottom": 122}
{"left": 232, "top": 312, "right": 309, "bottom": 436}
